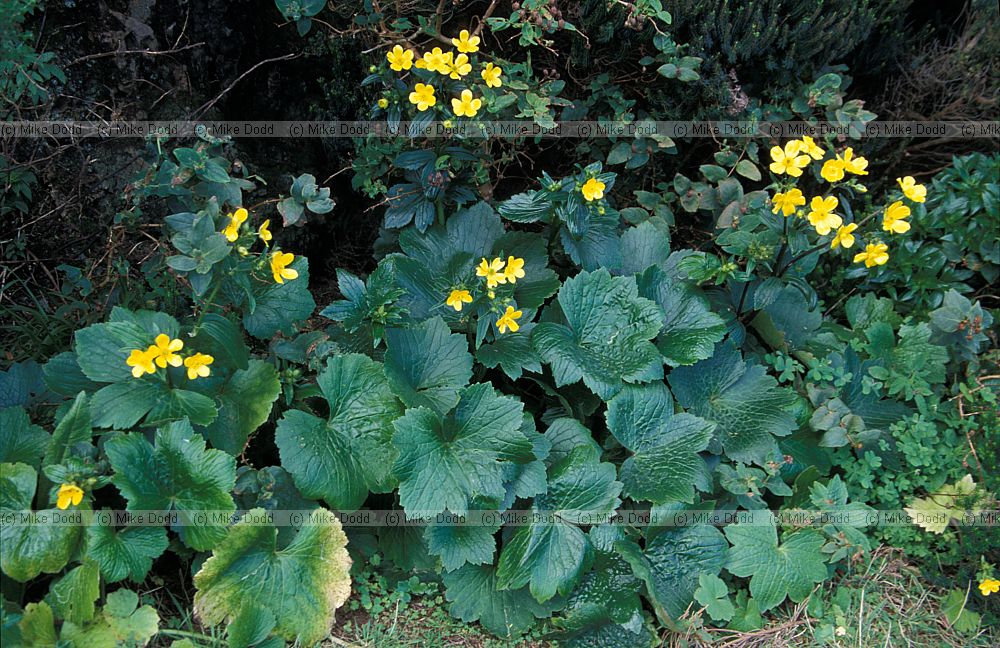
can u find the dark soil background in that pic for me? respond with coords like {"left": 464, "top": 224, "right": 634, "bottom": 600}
{"left": 2, "top": 0, "right": 996, "bottom": 358}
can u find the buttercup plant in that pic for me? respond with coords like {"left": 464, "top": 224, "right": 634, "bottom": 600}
{"left": 764, "top": 137, "right": 927, "bottom": 272}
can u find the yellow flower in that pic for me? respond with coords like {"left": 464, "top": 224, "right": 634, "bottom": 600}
{"left": 841, "top": 147, "right": 869, "bottom": 175}
{"left": 476, "top": 257, "right": 507, "bottom": 289}
{"left": 769, "top": 141, "right": 810, "bottom": 177}
{"left": 830, "top": 223, "right": 858, "bottom": 249}
{"left": 408, "top": 83, "right": 436, "bottom": 111}
{"left": 415, "top": 48, "right": 448, "bottom": 73}
{"left": 897, "top": 176, "right": 926, "bottom": 203}
{"left": 496, "top": 305, "right": 522, "bottom": 334}
{"left": 446, "top": 53, "right": 472, "bottom": 79}
{"left": 386, "top": 45, "right": 414, "bottom": 72}
{"left": 820, "top": 159, "right": 845, "bottom": 183}
{"left": 503, "top": 256, "right": 525, "bottom": 283}
{"left": 451, "top": 89, "right": 482, "bottom": 117}
{"left": 581, "top": 177, "right": 606, "bottom": 202}
{"left": 126, "top": 348, "right": 158, "bottom": 378}
{"left": 799, "top": 136, "right": 825, "bottom": 160}
{"left": 258, "top": 219, "right": 272, "bottom": 243}
{"left": 442, "top": 119, "right": 453, "bottom": 128}
{"left": 481, "top": 62, "right": 503, "bottom": 88}
{"left": 377, "top": 98, "right": 389, "bottom": 109}
{"left": 771, "top": 188, "right": 806, "bottom": 217}
{"left": 56, "top": 484, "right": 84, "bottom": 510}
{"left": 270, "top": 251, "right": 299, "bottom": 284}
{"left": 882, "top": 200, "right": 912, "bottom": 234}
{"left": 853, "top": 242, "right": 889, "bottom": 267}
{"left": 446, "top": 289, "right": 473, "bottom": 312}
{"left": 979, "top": 578, "right": 1000, "bottom": 596}
{"left": 807, "top": 196, "right": 842, "bottom": 235}
{"left": 184, "top": 353, "right": 214, "bottom": 380}
{"left": 452, "top": 29, "right": 480, "bottom": 53}
{"left": 222, "top": 207, "right": 248, "bottom": 242}
{"left": 151, "top": 334, "right": 184, "bottom": 368}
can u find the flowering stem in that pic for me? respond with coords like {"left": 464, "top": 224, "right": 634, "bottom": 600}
{"left": 193, "top": 281, "right": 222, "bottom": 332}
{"left": 735, "top": 276, "right": 752, "bottom": 317}
{"left": 777, "top": 209, "right": 878, "bottom": 277}
{"left": 776, "top": 241, "right": 828, "bottom": 277}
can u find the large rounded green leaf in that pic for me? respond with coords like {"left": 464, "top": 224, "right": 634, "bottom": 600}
{"left": 384, "top": 317, "right": 473, "bottom": 414}
{"left": 669, "top": 341, "right": 796, "bottom": 465}
{"left": 276, "top": 354, "right": 403, "bottom": 510}
{"left": 392, "top": 383, "right": 528, "bottom": 517}
{"left": 105, "top": 420, "right": 235, "bottom": 551}
{"left": 606, "top": 383, "right": 714, "bottom": 504}
{"left": 0, "top": 463, "right": 82, "bottom": 582}
{"left": 619, "top": 524, "right": 728, "bottom": 622}
{"left": 533, "top": 269, "right": 663, "bottom": 401}
{"left": 193, "top": 507, "right": 351, "bottom": 646}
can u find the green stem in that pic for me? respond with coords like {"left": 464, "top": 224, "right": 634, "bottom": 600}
{"left": 193, "top": 281, "right": 222, "bottom": 332}
{"left": 156, "top": 628, "right": 221, "bottom": 645}
{"left": 777, "top": 207, "right": 878, "bottom": 277}
{"left": 436, "top": 198, "right": 445, "bottom": 226}
{"left": 773, "top": 213, "right": 789, "bottom": 275}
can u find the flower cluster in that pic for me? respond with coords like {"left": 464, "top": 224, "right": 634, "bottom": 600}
{"left": 768, "top": 137, "right": 927, "bottom": 269}
{"left": 383, "top": 31, "right": 504, "bottom": 119}
{"left": 444, "top": 255, "right": 526, "bottom": 335}
{"left": 222, "top": 207, "right": 272, "bottom": 246}
{"left": 220, "top": 206, "right": 299, "bottom": 285}
{"left": 125, "top": 333, "right": 214, "bottom": 380}
{"left": 980, "top": 577, "right": 1000, "bottom": 596}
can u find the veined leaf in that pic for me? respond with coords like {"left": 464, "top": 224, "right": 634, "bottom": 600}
{"left": 384, "top": 317, "right": 473, "bottom": 414}
{"left": 637, "top": 265, "right": 726, "bottom": 366}
{"left": 196, "top": 360, "right": 280, "bottom": 455}
{"left": 605, "top": 383, "right": 714, "bottom": 503}
{"left": 0, "top": 462, "right": 81, "bottom": 582}
{"left": 618, "top": 524, "right": 728, "bottom": 622}
{"left": 44, "top": 392, "right": 92, "bottom": 467}
{"left": 276, "top": 354, "right": 403, "bottom": 510}
{"left": 48, "top": 560, "right": 100, "bottom": 625}
{"left": 242, "top": 257, "right": 316, "bottom": 339}
{"left": 496, "top": 448, "right": 622, "bottom": 602}
{"left": 723, "top": 519, "right": 827, "bottom": 611}
{"left": 533, "top": 269, "right": 664, "bottom": 400}
{"left": 443, "top": 564, "right": 558, "bottom": 638}
{"left": 193, "top": 507, "right": 351, "bottom": 646}
{"left": 669, "top": 342, "right": 796, "bottom": 465}
{"left": 60, "top": 588, "right": 160, "bottom": 647}
{"left": 85, "top": 523, "right": 168, "bottom": 583}
{"left": 392, "top": 383, "right": 528, "bottom": 517}
{"left": 105, "top": 420, "right": 236, "bottom": 551}
{"left": 0, "top": 407, "right": 50, "bottom": 467}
